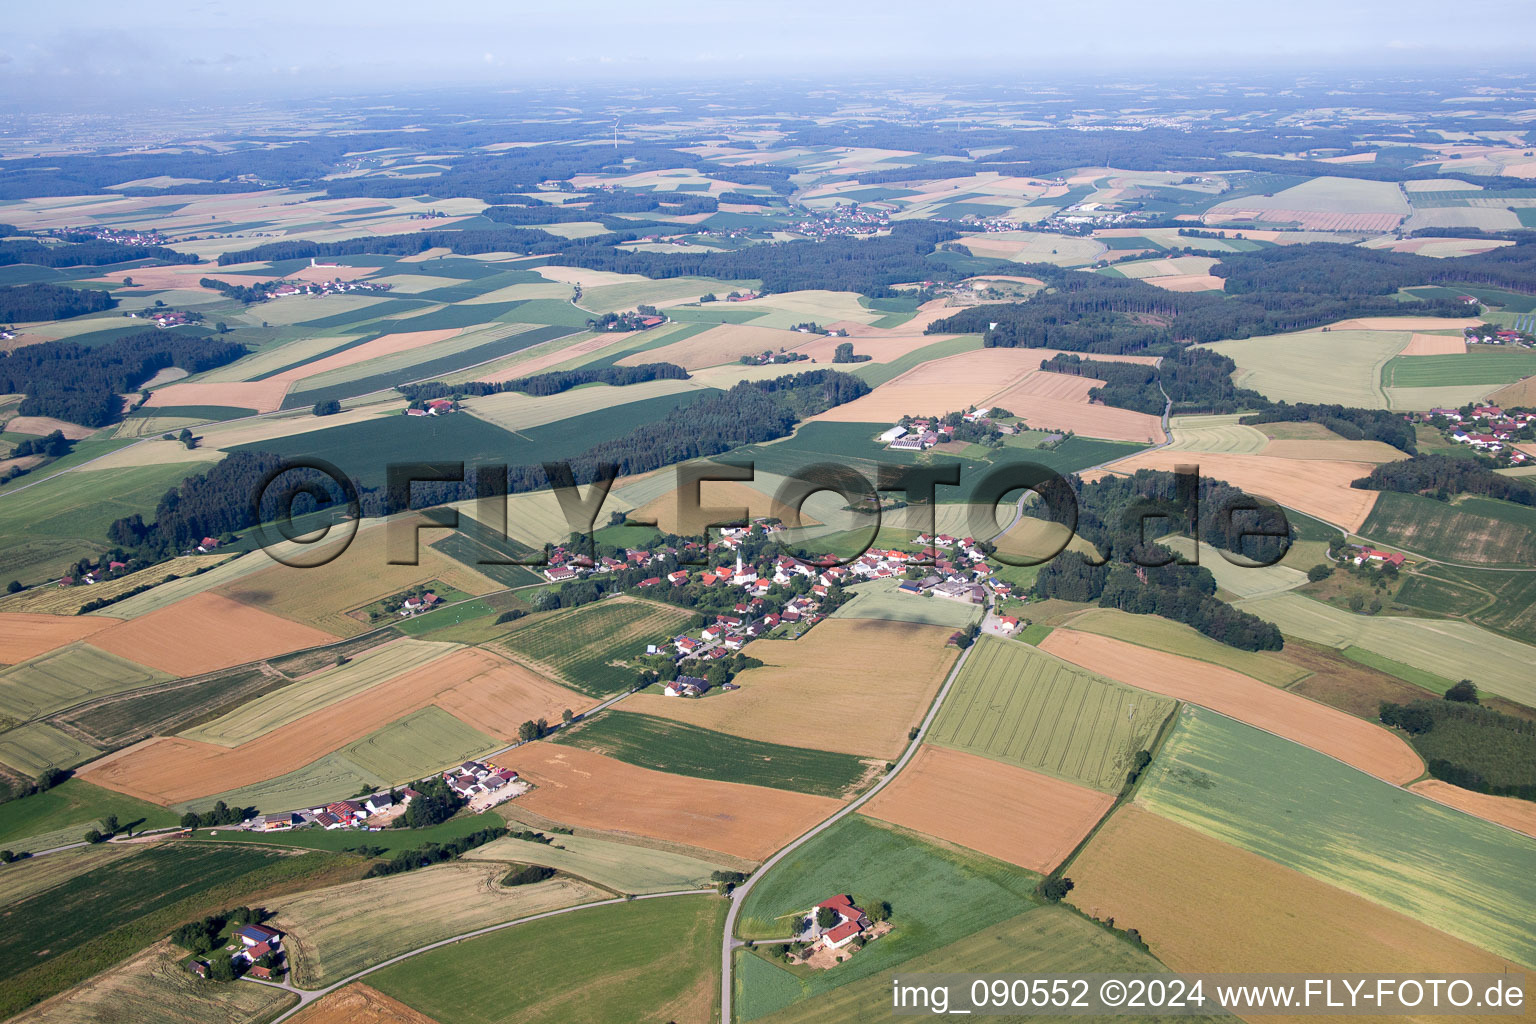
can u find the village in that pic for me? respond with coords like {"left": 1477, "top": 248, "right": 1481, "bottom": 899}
{"left": 1421, "top": 403, "right": 1536, "bottom": 463}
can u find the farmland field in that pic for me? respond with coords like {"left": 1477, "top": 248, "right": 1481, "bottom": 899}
{"left": 59, "top": 666, "right": 285, "bottom": 747}
{"left": 862, "top": 745, "right": 1113, "bottom": 872}
{"left": 1235, "top": 592, "right": 1536, "bottom": 705}
{"left": 1397, "top": 562, "right": 1536, "bottom": 641}
{"left": 88, "top": 592, "right": 337, "bottom": 676}
{"left": 369, "top": 894, "right": 724, "bottom": 1024}
{"left": 1135, "top": 708, "right": 1536, "bottom": 966}
{"left": 491, "top": 598, "right": 695, "bottom": 697}
{"left": 274, "top": 861, "right": 604, "bottom": 987}
{"left": 735, "top": 815, "right": 1039, "bottom": 1012}
{"left": 0, "top": 846, "right": 139, "bottom": 909}
{"left": 282, "top": 985, "right": 435, "bottom": 1024}
{"left": 0, "top": 779, "right": 179, "bottom": 854}
{"left": 1039, "top": 629, "right": 1422, "bottom": 783}
{"left": 464, "top": 830, "right": 728, "bottom": 893}
{"left": 552, "top": 710, "right": 872, "bottom": 798}
{"left": 1162, "top": 413, "right": 1269, "bottom": 454}
{"left": 625, "top": 618, "right": 957, "bottom": 760}
{"left": 4, "top": 939, "right": 296, "bottom": 1024}
{"left": 498, "top": 742, "right": 840, "bottom": 862}
{"left": 927, "top": 638, "right": 1174, "bottom": 791}
{"left": 1359, "top": 491, "right": 1536, "bottom": 566}
{"left": 745, "top": 903, "right": 1218, "bottom": 1024}
{"left": 1065, "top": 608, "right": 1309, "bottom": 687}
{"left": 1068, "top": 806, "right": 1523, "bottom": 990}
{"left": 1201, "top": 328, "right": 1406, "bottom": 407}
{"left": 0, "top": 613, "right": 117, "bottom": 662}
{"left": 0, "top": 644, "right": 167, "bottom": 721}
{"left": 0, "top": 557, "right": 236, "bottom": 617}
{"left": 830, "top": 578, "right": 983, "bottom": 627}
{"left": 180, "top": 639, "right": 456, "bottom": 746}
{"left": 0, "top": 724, "right": 102, "bottom": 775}
{"left": 339, "top": 705, "right": 501, "bottom": 781}
{"left": 1157, "top": 536, "right": 1307, "bottom": 599}
{"left": 1382, "top": 348, "right": 1536, "bottom": 388}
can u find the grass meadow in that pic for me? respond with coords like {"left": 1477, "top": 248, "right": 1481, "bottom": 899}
{"left": 0, "top": 779, "right": 179, "bottom": 854}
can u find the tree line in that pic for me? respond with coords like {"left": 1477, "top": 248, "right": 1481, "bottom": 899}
{"left": 0, "top": 330, "right": 247, "bottom": 427}
{"left": 1350, "top": 454, "right": 1536, "bottom": 506}
{"left": 1039, "top": 349, "right": 1262, "bottom": 416}
{"left": 397, "top": 361, "right": 689, "bottom": 402}
{"left": 0, "top": 235, "right": 198, "bottom": 268}
{"left": 0, "top": 282, "right": 116, "bottom": 323}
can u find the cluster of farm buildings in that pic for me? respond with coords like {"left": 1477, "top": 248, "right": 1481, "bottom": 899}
{"left": 1462, "top": 321, "right": 1534, "bottom": 347}
{"left": 1424, "top": 405, "right": 1535, "bottom": 460}
{"left": 242, "top": 759, "right": 522, "bottom": 835}
{"left": 188, "top": 922, "right": 285, "bottom": 982}
{"left": 405, "top": 398, "right": 457, "bottom": 417}
{"left": 264, "top": 277, "right": 391, "bottom": 301}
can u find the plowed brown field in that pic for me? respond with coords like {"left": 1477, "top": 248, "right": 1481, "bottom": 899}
{"left": 1400, "top": 333, "right": 1468, "bottom": 356}
{"left": 988, "top": 370, "right": 1163, "bottom": 442}
{"left": 285, "top": 984, "right": 440, "bottom": 1024}
{"left": 0, "top": 612, "right": 120, "bottom": 664}
{"left": 142, "top": 380, "right": 291, "bottom": 413}
{"left": 79, "top": 648, "right": 589, "bottom": 805}
{"left": 497, "top": 743, "right": 841, "bottom": 861}
{"left": 1068, "top": 808, "right": 1522, "bottom": 1024}
{"left": 863, "top": 746, "right": 1113, "bottom": 873}
{"left": 87, "top": 592, "right": 334, "bottom": 676}
{"left": 1038, "top": 630, "right": 1423, "bottom": 784}
{"left": 624, "top": 619, "right": 956, "bottom": 759}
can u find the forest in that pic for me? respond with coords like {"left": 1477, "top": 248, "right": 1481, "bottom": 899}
{"left": 0, "top": 235, "right": 198, "bottom": 269}
{"left": 1350, "top": 454, "right": 1536, "bottom": 505}
{"left": 1030, "top": 469, "right": 1288, "bottom": 650}
{"left": 396, "top": 362, "right": 688, "bottom": 402}
{"left": 1039, "top": 348, "right": 1261, "bottom": 415}
{"left": 0, "top": 282, "right": 116, "bottom": 323}
{"left": 1379, "top": 698, "right": 1536, "bottom": 800}
{"left": 1240, "top": 403, "right": 1419, "bottom": 454}
{"left": 0, "top": 331, "right": 247, "bottom": 426}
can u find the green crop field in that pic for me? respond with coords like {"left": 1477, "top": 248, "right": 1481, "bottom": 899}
{"left": 735, "top": 815, "right": 1039, "bottom": 1012}
{"left": 0, "top": 723, "right": 102, "bottom": 776}
{"left": 1067, "top": 609, "right": 1308, "bottom": 688}
{"left": 0, "top": 645, "right": 168, "bottom": 722}
{"left": 427, "top": 508, "right": 547, "bottom": 589}
{"left": 60, "top": 667, "right": 284, "bottom": 747}
{"left": 1340, "top": 646, "right": 1457, "bottom": 695}
{"left": 492, "top": 599, "right": 694, "bottom": 697}
{"left": 1157, "top": 537, "right": 1308, "bottom": 600}
{"left": 1382, "top": 348, "right": 1536, "bottom": 388}
{"left": 1236, "top": 592, "right": 1536, "bottom": 705}
{"left": 0, "top": 842, "right": 347, "bottom": 1021}
{"left": 180, "top": 639, "right": 454, "bottom": 746}
{"left": 1136, "top": 708, "right": 1536, "bottom": 967}
{"left": 0, "top": 463, "right": 211, "bottom": 586}
{"left": 1200, "top": 329, "right": 1405, "bottom": 409}
{"left": 340, "top": 705, "right": 501, "bottom": 782}
{"left": 369, "top": 894, "right": 724, "bottom": 1024}
{"left": 175, "top": 750, "right": 389, "bottom": 816}
{"left": 464, "top": 830, "right": 728, "bottom": 894}
{"left": 552, "top": 711, "right": 872, "bottom": 798}
{"left": 830, "top": 578, "right": 983, "bottom": 628}
{"left": 1358, "top": 491, "right": 1536, "bottom": 567}
{"left": 0, "top": 779, "right": 179, "bottom": 854}
{"left": 1397, "top": 562, "right": 1536, "bottom": 642}
{"left": 927, "top": 638, "right": 1174, "bottom": 792}
{"left": 743, "top": 904, "right": 1218, "bottom": 1024}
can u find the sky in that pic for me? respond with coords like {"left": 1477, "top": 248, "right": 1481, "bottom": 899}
{"left": 3, "top": 1, "right": 1535, "bottom": 108}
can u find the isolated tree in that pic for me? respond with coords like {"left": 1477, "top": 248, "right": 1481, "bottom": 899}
{"left": 832, "top": 341, "right": 855, "bottom": 363}
{"left": 5, "top": 581, "right": 19, "bottom": 594}
{"left": 83, "top": 829, "right": 104, "bottom": 844}
{"left": 517, "top": 720, "right": 542, "bottom": 743}
{"left": 1445, "top": 679, "right": 1479, "bottom": 704}
{"left": 178, "top": 427, "right": 196, "bottom": 450}
{"left": 1347, "top": 594, "right": 1365, "bottom": 613}
{"left": 561, "top": 708, "right": 574, "bottom": 725}
{"left": 1306, "top": 564, "right": 1332, "bottom": 583}
{"left": 206, "top": 955, "right": 239, "bottom": 982}
{"left": 816, "top": 906, "right": 838, "bottom": 930}
{"left": 100, "top": 814, "right": 119, "bottom": 837}
{"left": 1038, "top": 876, "right": 1074, "bottom": 902}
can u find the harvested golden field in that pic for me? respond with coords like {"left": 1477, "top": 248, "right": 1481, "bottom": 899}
{"left": 1038, "top": 630, "right": 1422, "bottom": 784}
{"left": 0, "top": 557, "right": 234, "bottom": 617}
{"left": 617, "top": 323, "right": 806, "bottom": 370}
{"left": 87, "top": 592, "right": 334, "bottom": 676}
{"left": 475, "top": 331, "right": 629, "bottom": 383}
{"left": 216, "top": 520, "right": 499, "bottom": 636}
{"left": 863, "top": 745, "right": 1113, "bottom": 873}
{"left": 1410, "top": 780, "right": 1536, "bottom": 840}
{"left": 1487, "top": 374, "right": 1536, "bottom": 408}
{"left": 285, "top": 263, "right": 380, "bottom": 284}
{"left": 274, "top": 861, "right": 604, "bottom": 986}
{"left": 3, "top": 416, "right": 97, "bottom": 440}
{"left": 285, "top": 985, "right": 439, "bottom": 1024}
{"left": 988, "top": 370, "right": 1163, "bottom": 442}
{"left": 500, "top": 742, "right": 841, "bottom": 861}
{"left": 1145, "top": 273, "right": 1224, "bottom": 292}
{"left": 81, "top": 647, "right": 589, "bottom": 804}
{"left": 630, "top": 479, "right": 817, "bottom": 535}
{"left": 5, "top": 939, "right": 295, "bottom": 1024}
{"left": 268, "top": 328, "right": 462, "bottom": 385}
{"left": 625, "top": 618, "right": 956, "bottom": 760}
{"left": 810, "top": 348, "right": 1156, "bottom": 425}
{"left": 1068, "top": 807, "right": 1522, "bottom": 1024}
{"left": 0, "top": 612, "right": 118, "bottom": 663}
{"left": 1401, "top": 332, "right": 1468, "bottom": 355}
{"left": 1104, "top": 448, "right": 1382, "bottom": 531}
{"left": 141, "top": 380, "right": 290, "bottom": 413}
{"left": 789, "top": 332, "right": 943, "bottom": 363}
{"left": 1327, "top": 316, "right": 1482, "bottom": 331}
{"left": 467, "top": 378, "right": 701, "bottom": 434}
{"left": 1261, "top": 439, "right": 1407, "bottom": 463}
